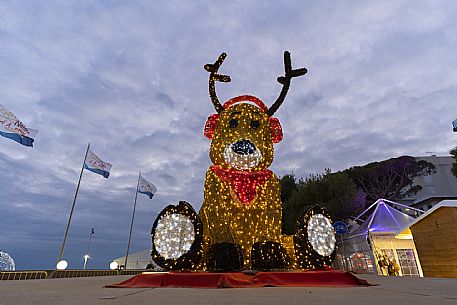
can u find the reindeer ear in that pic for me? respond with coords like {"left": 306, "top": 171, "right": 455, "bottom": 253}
{"left": 204, "top": 114, "right": 220, "bottom": 139}
{"left": 269, "top": 117, "right": 283, "bottom": 143}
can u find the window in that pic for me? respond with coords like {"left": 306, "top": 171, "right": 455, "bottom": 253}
{"left": 380, "top": 249, "right": 395, "bottom": 261}
{"left": 396, "top": 249, "right": 420, "bottom": 277}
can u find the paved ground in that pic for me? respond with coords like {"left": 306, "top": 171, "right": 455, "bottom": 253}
{"left": 1, "top": 273, "right": 457, "bottom": 305}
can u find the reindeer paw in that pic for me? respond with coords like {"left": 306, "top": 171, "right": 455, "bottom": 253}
{"left": 294, "top": 206, "right": 336, "bottom": 269}
{"left": 151, "top": 201, "right": 203, "bottom": 271}
{"left": 206, "top": 242, "right": 244, "bottom": 271}
{"left": 251, "top": 241, "right": 290, "bottom": 270}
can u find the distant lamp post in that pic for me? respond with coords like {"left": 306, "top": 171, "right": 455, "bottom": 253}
{"left": 83, "top": 254, "right": 91, "bottom": 269}
{"left": 453, "top": 119, "right": 457, "bottom": 132}
{"left": 110, "top": 261, "right": 119, "bottom": 270}
{"left": 83, "top": 228, "right": 95, "bottom": 270}
{"left": 56, "top": 260, "right": 68, "bottom": 270}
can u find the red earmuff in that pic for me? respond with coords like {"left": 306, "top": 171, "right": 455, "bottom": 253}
{"left": 204, "top": 95, "right": 283, "bottom": 143}
{"left": 269, "top": 117, "right": 283, "bottom": 143}
{"left": 204, "top": 113, "right": 220, "bottom": 139}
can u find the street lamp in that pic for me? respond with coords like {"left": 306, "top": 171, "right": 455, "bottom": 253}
{"left": 56, "top": 260, "right": 68, "bottom": 270}
{"left": 83, "top": 228, "right": 95, "bottom": 270}
{"left": 83, "top": 254, "right": 91, "bottom": 269}
{"left": 110, "top": 261, "right": 119, "bottom": 270}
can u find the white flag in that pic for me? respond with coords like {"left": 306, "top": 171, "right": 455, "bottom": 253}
{"left": 84, "top": 148, "right": 112, "bottom": 178}
{"left": 138, "top": 175, "right": 157, "bottom": 199}
{"left": 0, "top": 104, "right": 38, "bottom": 147}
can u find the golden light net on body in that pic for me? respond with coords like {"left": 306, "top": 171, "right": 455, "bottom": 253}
{"left": 151, "top": 52, "right": 337, "bottom": 271}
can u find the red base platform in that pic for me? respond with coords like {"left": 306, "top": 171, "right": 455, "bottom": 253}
{"left": 107, "top": 270, "right": 370, "bottom": 288}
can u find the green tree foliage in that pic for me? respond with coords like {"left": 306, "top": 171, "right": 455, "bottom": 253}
{"left": 280, "top": 173, "right": 298, "bottom": 204}
{"left": 450, "top": 146, "right": 457, "bottom": 178}
{"left": 345, "top": 156, "right": 435, "bottom": 204}
{"left": 280, "top": 156, "right": 435, "bottom": 235}
{"left": 281, "top": 170, "right": 365, "bottom": 235}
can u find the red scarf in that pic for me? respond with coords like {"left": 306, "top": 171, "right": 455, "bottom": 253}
{"left": 210, "top": 165, "right": 272, "bottom": 205}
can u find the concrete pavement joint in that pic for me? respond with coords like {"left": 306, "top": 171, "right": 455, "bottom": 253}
{"left": 99, "top": 288, "right": 153, "bottom": 300}
{"left": 370, "top": 286, "right": 432, "bottom": 297}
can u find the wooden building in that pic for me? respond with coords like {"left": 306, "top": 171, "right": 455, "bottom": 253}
{"left": 397, "top": 200, "right": 457, "bottom": 278}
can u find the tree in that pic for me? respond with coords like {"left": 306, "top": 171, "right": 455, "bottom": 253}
{"left": 345, "top": 156, "right": 435, "bottom": 204}
{"left": 450, "top": 146, "right": 457, "bottom": 178}
{"left": 280, "top": 173, "right": 298, "bottom": 204}
{"left": 281, "top": 170, "right": 365, "bottom": 234}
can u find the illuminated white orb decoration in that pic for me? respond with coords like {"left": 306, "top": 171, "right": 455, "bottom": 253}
{"left": 109, "top": 261, "right": 119, "bottom": 270}
{"left": 307, "top": 214, "right": 336, "bottom": 256}
{"left": 153, "top": 213, "right": 195, "bottom": 259}
{"left": 0, "top": 251, "right": 15, "bottom": 271}
{"left": 56, "top": 260, "right": 68, "bottom": 270}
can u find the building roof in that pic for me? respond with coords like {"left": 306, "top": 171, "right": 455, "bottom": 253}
{"left": 113, "top": 249, "right": 153, "bottom": 269}
{"left": 397, "top": 199, "right": 457, "bottom": 235}
{"left": 348, "top": 199, "right": 417, "bottom": 238}
{"left": 400, "top": 156, "right": 457, "bottom": 208}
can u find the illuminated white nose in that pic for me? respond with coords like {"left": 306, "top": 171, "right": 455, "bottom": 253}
{"left": 224, "top": 140, "right": 262, "bottom": 170}
{"left": 231, "top": 139, "right": 257, "bottom": 155}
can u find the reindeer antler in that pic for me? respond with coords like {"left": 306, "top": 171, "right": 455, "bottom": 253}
{"left": 266, "top": 51, "right": 307, "bottom": 116}
{"left": 204, "top": 53, "right": 231, "bottom": 113}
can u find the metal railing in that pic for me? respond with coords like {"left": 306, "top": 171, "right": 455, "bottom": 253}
{"left": 49, "top": 269, "right": 118, "bottom": 278}
{"left": 0, "top": 269, "right": 148, "bottom": 281}
{"left": 0, "top": 271, "right": 48, "bottom": 280}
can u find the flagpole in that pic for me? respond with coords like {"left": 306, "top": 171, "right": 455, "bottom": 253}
{"left": 124, "top": 171, "right": 141, "bottom": 269}
{"left": 57, "top": 143, "right": 90, "bottom": 266}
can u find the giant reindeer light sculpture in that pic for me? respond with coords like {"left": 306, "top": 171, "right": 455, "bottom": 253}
{"left": 200, "top": 51, "right": 305, "bottom": 271}
{"left": 151, "top": 52, "right": 337, "bottom": 271}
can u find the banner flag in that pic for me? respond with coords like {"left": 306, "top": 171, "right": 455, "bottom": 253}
{"left": 84, "top": 148, "right": 112, "bottom": 178}
{"left": 0, "top": 104, "right": 38, "bottom": 147}
{"left": 138, "top": 175, "right": 157, "bottom": 199}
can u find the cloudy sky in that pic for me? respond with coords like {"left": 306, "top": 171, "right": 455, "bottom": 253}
{"left": 1, "top": 1, "right": 456, "bottom": 270}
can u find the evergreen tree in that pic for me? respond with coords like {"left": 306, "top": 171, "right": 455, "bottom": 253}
{"left": 281, "top": 170, "right": 364, "bottom": 234}
{"left": 345, "top": 156, "right": 435, "bottom": 203}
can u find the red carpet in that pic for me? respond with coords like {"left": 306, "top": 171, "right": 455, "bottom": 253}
{"left": 106, "top": 270, "right": 370, "bottom": 288}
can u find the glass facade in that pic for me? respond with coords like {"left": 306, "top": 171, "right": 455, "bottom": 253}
{"left": 396, "top": 248, "right": 420, "bottom": 277}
